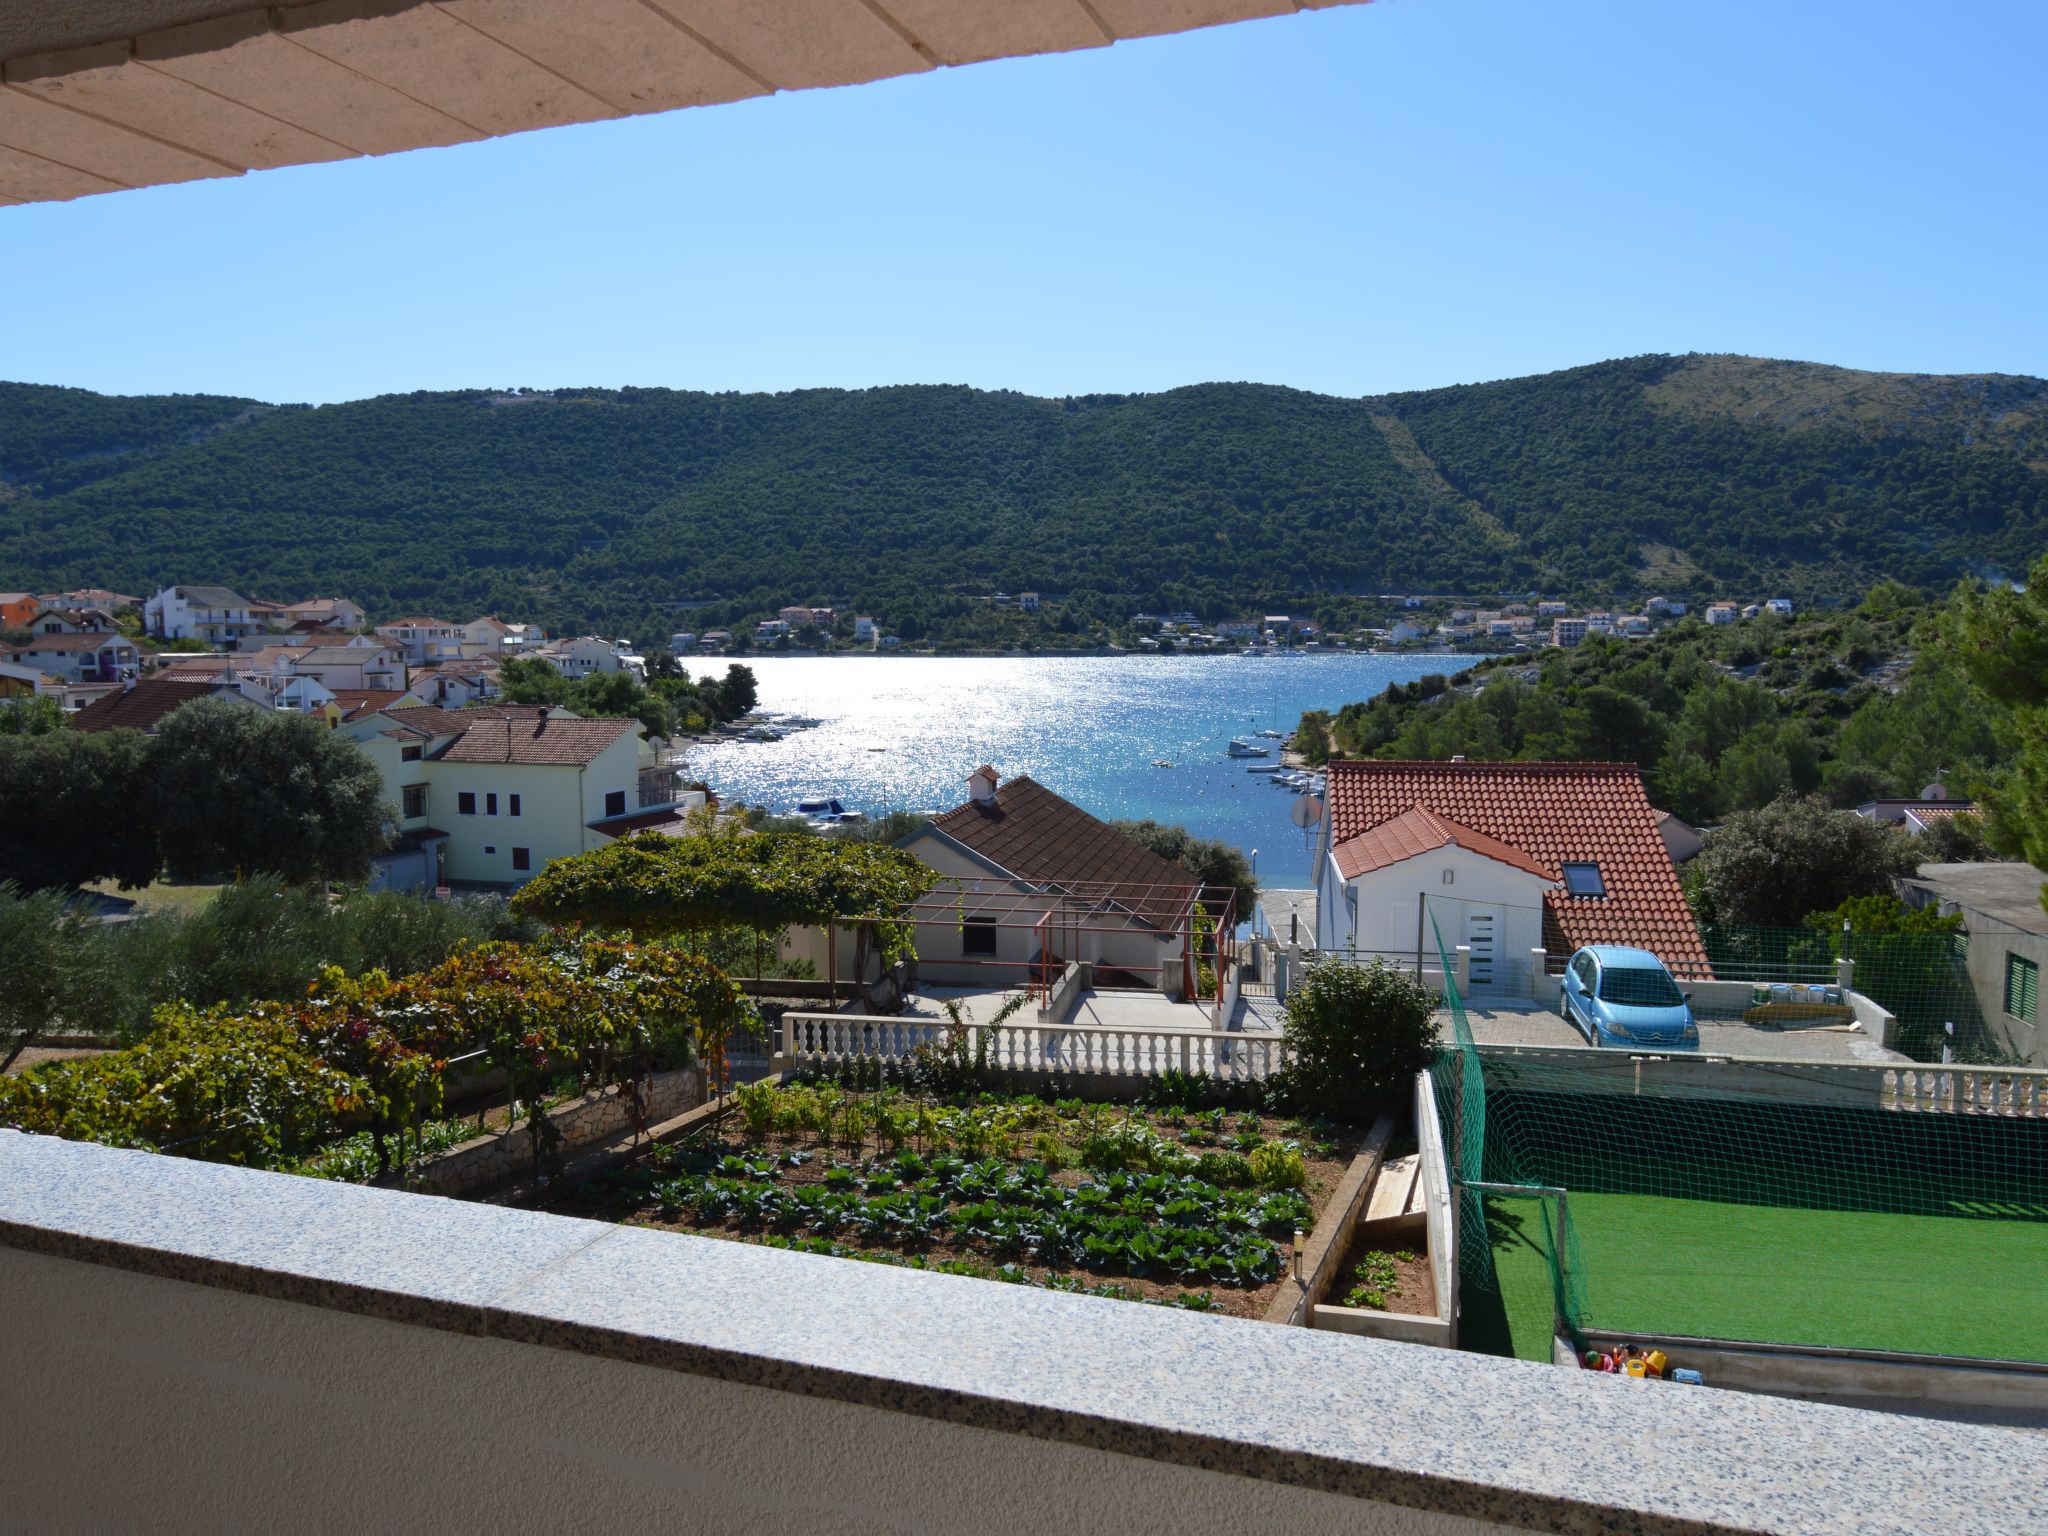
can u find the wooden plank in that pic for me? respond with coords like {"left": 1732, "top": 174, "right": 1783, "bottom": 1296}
{"left": 1365, "top": 1153, "right": 1420, "bottom": 1224}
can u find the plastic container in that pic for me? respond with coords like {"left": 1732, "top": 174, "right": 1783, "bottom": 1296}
{"left": 1671, "top": 1368, "right": 1703, "bottom": 1386}
{"left": 1645, "top": 1349, "right": 1668, "bottom": 1378}
{"left": 1623, "top": 1359, "right": 1648, "bottom": 1379}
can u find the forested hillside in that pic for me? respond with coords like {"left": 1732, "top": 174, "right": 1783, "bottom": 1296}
{"left": 2, "top": 354, "right": 2043, "bottom": 643}
{"left": 1297, "top": 584, "right": 2012, "bottom": 831}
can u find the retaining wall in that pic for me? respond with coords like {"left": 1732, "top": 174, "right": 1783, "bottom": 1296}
{"left": 410, "top": 1067, "right": 701, "bottom": 1196}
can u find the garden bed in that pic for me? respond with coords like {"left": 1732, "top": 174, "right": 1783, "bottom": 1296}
{"left": 1329, "top": 1233, "right": 1436, "bottom": 1317}
{"left": 547, "top": 1081, "right": 1366, "bottom": 1317}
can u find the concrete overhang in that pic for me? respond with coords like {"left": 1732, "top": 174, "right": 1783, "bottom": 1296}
{"left": 0, "top": 0, "right": 1368, "bottom": 207}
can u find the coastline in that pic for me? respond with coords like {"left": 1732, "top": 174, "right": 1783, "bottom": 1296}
{"left": 714, "top": 647, "right": 1497, "bottom": 662}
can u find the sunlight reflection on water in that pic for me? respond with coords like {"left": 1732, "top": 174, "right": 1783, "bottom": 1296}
{"left": 680, "top": 653, "right": 1462, "bottom": 887}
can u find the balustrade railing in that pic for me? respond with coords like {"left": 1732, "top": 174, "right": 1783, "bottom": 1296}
{"left": 1881, "top": 1062, "right": 2048, "bottom": 1117}
{"left": 1476, "top": 1042, "right": 2048, "bottom": 1119}
{"left": 779, "top": 1013, "right": 1289, "bottom": 1082}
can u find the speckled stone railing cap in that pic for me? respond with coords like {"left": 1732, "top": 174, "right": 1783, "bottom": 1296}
{"left": 2, "top": 1131, "right": 2043, "bottom": 1536}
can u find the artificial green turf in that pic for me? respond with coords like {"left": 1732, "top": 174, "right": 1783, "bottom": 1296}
{"left": 1480, "top": 1191, "right": 2048, "bottom": 1364}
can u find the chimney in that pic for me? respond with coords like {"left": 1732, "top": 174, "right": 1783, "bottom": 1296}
{"left": 968, "top": 765, "right": 998, "bottom": 804}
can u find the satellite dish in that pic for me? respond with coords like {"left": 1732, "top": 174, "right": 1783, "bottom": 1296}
{"left": 1290, "top": 796, "right": 1324, "bottom": 830}
{"left": 1920, "top": 782, "right": 1949, "bottom": 801}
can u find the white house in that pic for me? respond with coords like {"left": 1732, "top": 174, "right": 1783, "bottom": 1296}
{"left": 1705, "top": 604, "right": 1738, "bottom": 626}
{"left": 408, "top": 658, "right": 501, "bottom": 709}
{"left": 1312, "top": 759, "right": 1710, "bottom": 997}
{"left": 144, "top": 585, "right": 262, "bottom": 645}
{"left": 1018, "top": 593, "right": 1041, "bottom": 613}
{"left": 1766, "top": 598, "right": 1795, "bottom": 617}
{"left": 2, "top": 631, "right": 140, "bottom": 685}
{"left": 45, "top": 588, "right": 144, "bottom": 614}
{"left": 273, "top": 597, "right": 366, "bottom": 632}
{"left": 892, "top": 768, "right": 1202, "bottom": 999}
{"left": 852, "top": 617, "right": 876, "bottom": 644}
{"left": 375, "top": 617, "right": 464, "bottom": 664}
{"left": 247, "top": 673, "right": 339, "bottom": 714}
{"left": 1390, "top": 619, "right": 1429, "bottom": 644}
{"left": 536, "top": 635, "right": 647, "bottom": 681}
{"left": 462, "top": 616, "right": 543, "bottom": 653}
{"left": 1550, "top": 618, "right": 1589, "bottom": 648}
{"left": 241, "top": 644, "right": 406, "bottom": 694}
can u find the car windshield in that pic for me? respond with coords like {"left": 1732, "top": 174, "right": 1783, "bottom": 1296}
{"left": 1598, "top": 966, "right": 1683, "bottom": 1007}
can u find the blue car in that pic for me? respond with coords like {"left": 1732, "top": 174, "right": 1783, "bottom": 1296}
{"left": 1559, "top": 945, "right": 1699, "bottom": 1049}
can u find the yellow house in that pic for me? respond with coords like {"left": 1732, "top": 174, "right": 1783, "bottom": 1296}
{"left": 341, "top": 703, "right": 700, "bottom": 890}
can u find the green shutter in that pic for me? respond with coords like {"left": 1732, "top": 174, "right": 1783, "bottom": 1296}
{"left": 2007, "top": 954, "right": 2039, "bottom": 1024}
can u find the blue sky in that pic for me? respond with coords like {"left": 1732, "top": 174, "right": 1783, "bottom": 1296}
{"left": 5, "top": 0, "right": 2045, "bottom": 404}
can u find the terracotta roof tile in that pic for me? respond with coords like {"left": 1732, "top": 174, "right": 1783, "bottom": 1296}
{"left": 69, "top": 679, "right": 228, "bottom": 733}
{"left": 332, "top": 689, "right": 412, "bottom": 721}
{"left": 1333, "top": 805, "right": 1553, "bottom": 882}
{"left": 5, "top": 633, "right": 135, "bottom": 653}
{"left": 1325, "top": 760, "right": 1709, "bottom": 975}
{"left": 929, "top": 774, "right": 1200, "bottom": 928}
{"left": 436, "top": 714, "right": 633, "bottom": 766}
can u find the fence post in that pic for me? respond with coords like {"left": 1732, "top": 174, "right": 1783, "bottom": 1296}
{"left": 1528, "top": 949, "right": 1550, "bottom": 1001}
{"left": 1836, "top": 955, "right": 1856, "bottom": 992}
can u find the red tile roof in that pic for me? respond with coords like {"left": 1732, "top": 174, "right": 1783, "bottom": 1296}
{"left": 929, "top": 774, "right": 1200, "bottom": 928}
{"left": 69, "top": 679, "right": 230, "bottom": 733}
{"left": 1332, "top": 805, "right": 1552, "bottom": 882}
{"left": 436, "top": 713, "right": 633, "bottom": 765}
{"left": 5, "top": 632, "right": 135, "bottom": 653}
{"left": 331, "top": 689, "right": 412, "bottom": 721}
{"left": 1324, "top": 760, "right": 1709, "bottom": 975}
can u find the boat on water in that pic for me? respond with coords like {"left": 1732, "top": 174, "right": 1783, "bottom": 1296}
{"left": 1246, "top": 763, "right": 1284, "bottom": 774}
{"left": 795, "top": 795, "right": 863, "bottom": 825}
{"left": 1256, "top": 729, "right": 1284, "bottom": 739}
{"left": 1226, "top": 737, "right": 1270, "bottom": 758}
{"left": 1152, "top": 759, "right": 1174, "bottom": 769}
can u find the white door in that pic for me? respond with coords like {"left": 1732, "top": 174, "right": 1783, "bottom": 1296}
{"left": 1462, "top": 905, "right": 1503, "bottom": 990}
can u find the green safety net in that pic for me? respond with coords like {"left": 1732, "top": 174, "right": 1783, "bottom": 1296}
{"left": 1425, "top": 910, "right": 2048, "bottom": 1364}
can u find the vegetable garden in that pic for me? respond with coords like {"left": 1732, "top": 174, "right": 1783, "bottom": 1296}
{"left": 561, "top": 1079, "right": 1363, "bottom": 1315}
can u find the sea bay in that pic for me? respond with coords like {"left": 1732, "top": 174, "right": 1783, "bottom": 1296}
{"left": 678, "top": 652, "right": 1468, "bottom": 889}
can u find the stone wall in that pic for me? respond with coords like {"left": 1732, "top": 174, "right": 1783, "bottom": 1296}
{"left": 410, "top": 1067, "right": 700, "bottom": 1196}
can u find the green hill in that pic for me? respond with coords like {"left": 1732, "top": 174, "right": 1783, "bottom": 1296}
{"left": 1, "top": 354, "right": 2043, "bottom": 643}
{"left": 1302, "top": 591, "right": 2008, "bottom": 829}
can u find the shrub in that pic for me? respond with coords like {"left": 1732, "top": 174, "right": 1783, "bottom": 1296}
{"left": 1683, "top": 795, "right": 1917, "bottom": 928}
{"left": 1276, "top": 957, "right": 1440, "bottom": 1118}
{"left": 1247, "top": 1141, "right": 1306, "bottom": 1190}
{"left": 1193, "top": 1149, "right": 1254, "bottom": 1187}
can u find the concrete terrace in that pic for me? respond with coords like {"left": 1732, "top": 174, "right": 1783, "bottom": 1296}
{"left": 901, "top": 983, "right": 1286, "bottom": 1035}
{"left": 1454, "top": 1000, "right": 1911, "bottom": 1064}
